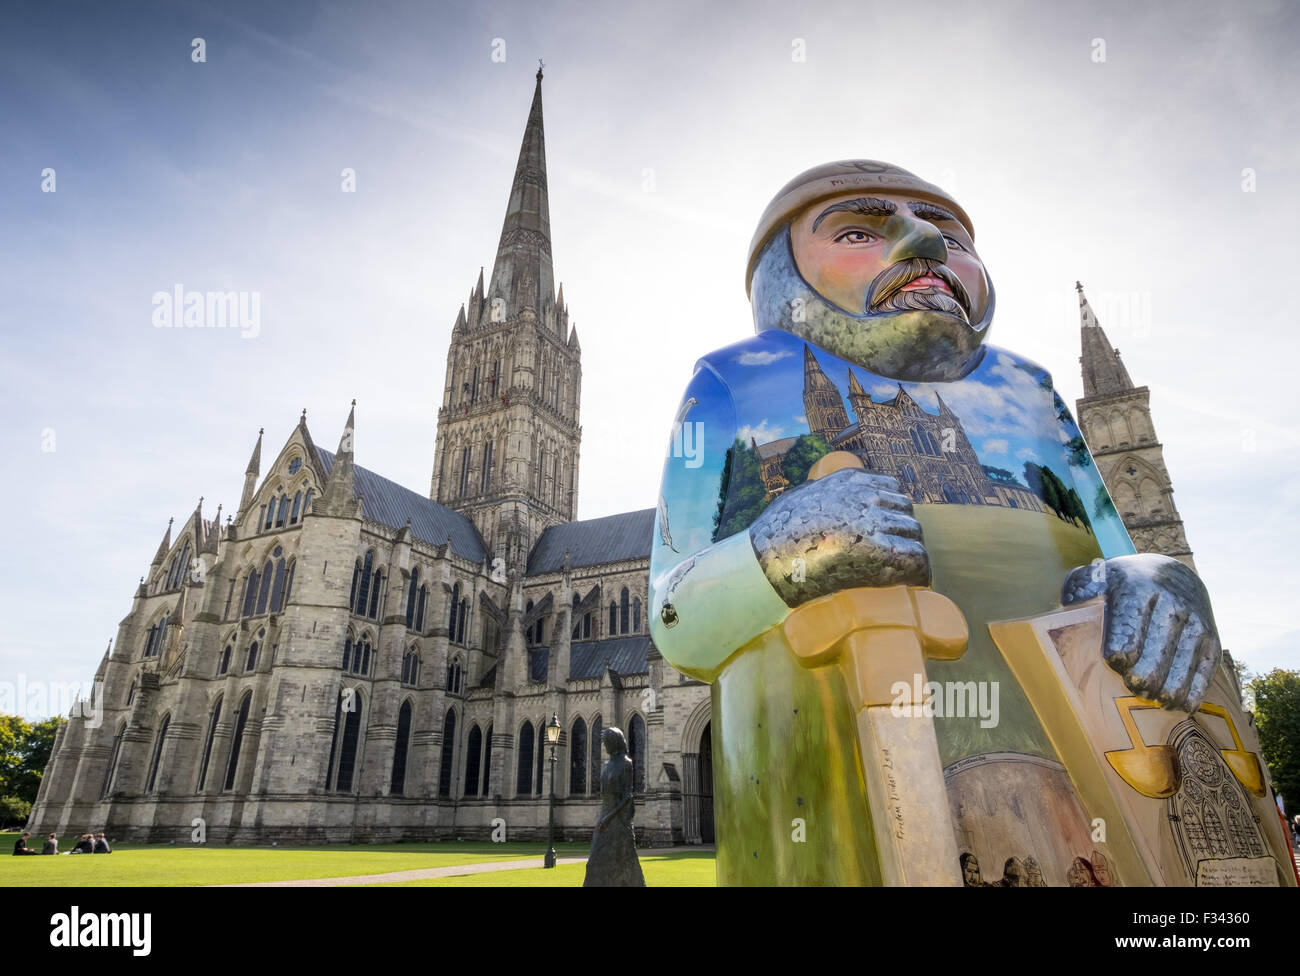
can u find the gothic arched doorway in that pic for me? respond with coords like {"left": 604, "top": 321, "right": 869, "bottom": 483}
{"left": 698, "top": 721, "right": 714, "bottom": 844}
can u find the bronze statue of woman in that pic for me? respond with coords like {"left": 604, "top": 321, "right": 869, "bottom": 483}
{"left": 583, "top": 726, "right": 646, "bottom": 887}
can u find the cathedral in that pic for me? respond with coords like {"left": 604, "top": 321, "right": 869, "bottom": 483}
{"left": 30, "top": 75, "right": 1194, "bottom": 849}
{"left": 29, "top": 69, "right": 715, "bottom": 846}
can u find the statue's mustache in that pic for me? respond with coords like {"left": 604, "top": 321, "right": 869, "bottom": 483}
{"left": 865, "top": 258, "right": 972, "bottom": 318}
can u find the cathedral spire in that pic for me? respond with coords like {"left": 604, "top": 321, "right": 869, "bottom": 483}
{"left": 239, "top": 428, "right": 263, "bottom": 516}
{"left": 151, "top": 518, "right": 173, "bottom": 566}
{"left": 322, "top": 400, "right": 359, "bottom": 514}
{"left": 1077, "top": 281, "right": 1134, "bottom": 397}
{"left": 487, "top": 68, "right": 554, "bottom": 316}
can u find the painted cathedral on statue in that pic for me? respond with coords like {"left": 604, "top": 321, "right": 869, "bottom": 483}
{"left": 32, "top": 81, "right": 1280, "bottom": 884}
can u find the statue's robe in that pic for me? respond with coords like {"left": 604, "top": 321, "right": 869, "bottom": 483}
{"left": 650, "top": 328, "right": 1148, "bottom": 885}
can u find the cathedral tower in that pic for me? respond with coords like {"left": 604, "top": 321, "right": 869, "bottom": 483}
{"left": 1074, "top": 282, "right": 1196, "bottom": 570}
{"left": 802, "top": 345, "right": 849, "bottom": 441}
{"left": 430, "top": 67, "right": 582, "bottom": 571}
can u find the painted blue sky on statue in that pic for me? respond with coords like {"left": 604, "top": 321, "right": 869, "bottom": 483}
{"left": 655, "top": 328, "right": 1134, "bottom": 573}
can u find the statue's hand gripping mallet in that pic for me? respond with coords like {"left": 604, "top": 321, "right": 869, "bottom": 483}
{"left": 780, "top": 451, "right": 969, "bottom": 886}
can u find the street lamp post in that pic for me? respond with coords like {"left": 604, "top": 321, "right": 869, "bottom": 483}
{"left": 544, "top": 712, "right": 561, "bottom": 869}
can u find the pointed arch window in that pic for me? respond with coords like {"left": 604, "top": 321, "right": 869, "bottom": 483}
{"left": 244, "top": 637, "right": 260, "bottom": 673}
{"left": 633, "top": 597, "right": 641, "bottom": 633}
{"left": 264, "top": 501, "right": 275, "bottom": 531}
{"left": 146, "top": 714, "right": 171, "bottom": 793}
{"left": 465, "top": 725, "right": 483, "bottom": 796}
{"left": 224, "top": 692, "right": 252, "bottom": 791}
{"left": 197, "top": 697, "right": 222, "bottom": 792}
{"left": 447, "top": 655, "right": 463, "bottom": 695}
{"left": 255, "top": 559, "right": 274, "bottom": 614}
{"left": 269, "top": 548, "right": 287, "bottom": 613}
{"left": 459, "top": 446, "right": 471, "bottom": 498}
{"left": 415, "top": 585, "right": 427, "bottom": 631}
{"left": 480, "top": 440, "right": 494, "bottom": 492}
{"left": 437, "top": 709, "right": 456, "bottom": 798}
{"left": 303, "top": 488, "right": 313, "bottom": 514}
{"left": 406, "top": 568, "right": 421, "bottom": 628}
{"left": 275, "top": 495, "right": 290, "bottom": 528}
{"left": 620, "top": 587, "right": 630, "bottom": 634}
{"left": 402, "top": 647, "right": 420, "bottom": 687}
{"left": 589, "top": 714, "right": 603, "bottom": 795}
{"left": 628, "top": 713, "right": 646, "bottom": 793}
{"left": 101, "top": 723, "right": 126, "bottom": 799}
{"left": 516, "top": 721, "right": 535, "bottom": 794}
{"left": 242, "top": 570, "right": 258, "bottom": 618}
{"left": 390, "top": 699, "right": 412, "bottom": 796}
{"left": 218, "top": 644, "right": 232, "bottom": 676}
{"left": 334, "top": 689, "right": 363, "bottom": 792}
{"left": 535, "top": 720, "right": 546, "bottom": 795}
{"left": 570, "top": 717, "right": 588, "bottom": 795}
{"left": 608, "top": 602, "right": 617, "bottom": 636}
{"left": 290, "top": 491, "right": 302, "bottom": 524}
{"left": 354, "top": 551, "right": 374, "bottom": 615}
{"left": 368, "top": 569, "right": 384, "bottom": 619}
{"left": 125, "top": 680, "right": 136, "bottom": 707}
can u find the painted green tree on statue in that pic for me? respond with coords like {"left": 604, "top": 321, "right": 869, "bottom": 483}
{"left": 713, "top": 439, "right": 767, "bottom": 541}
{"left": 779, "top": 433, "right": 832, "bottom": 490}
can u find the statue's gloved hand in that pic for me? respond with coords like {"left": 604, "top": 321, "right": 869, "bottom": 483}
{"left": 749, "top": 468, "right": 930, "bottom": 607}
{"left": 1062, "top": 553, "right": 1221, "bottom": 712}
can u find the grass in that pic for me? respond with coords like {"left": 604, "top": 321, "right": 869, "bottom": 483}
{"left": 361, "top": 850, "right": 717, "bottom": 886}
{"left": 0, "top": 832, "right": 620, "bottom": 887}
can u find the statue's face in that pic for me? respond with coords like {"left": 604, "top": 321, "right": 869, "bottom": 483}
{"left": 750, "top": 187, "right": 994, "bottom": 382}
{"left": 962, "top": 855, "right": 981, "bottom": 885}
{"left": 790, "top": 190, "right": 989, "bottom": 325}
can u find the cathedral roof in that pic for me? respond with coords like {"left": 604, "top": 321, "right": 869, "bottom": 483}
{"left": 526, "top": 508, "right": 655, "bottom": 574}
{"left": 753, "top": 436, "right": 797, "bottom": 459}
{"left": 568, "top": 634, "right": 652, "bottom": 679}
{"left": 315, "top": 448, "right": 487, "bottom": 562}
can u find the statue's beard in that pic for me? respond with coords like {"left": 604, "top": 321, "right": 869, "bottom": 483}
{"left": 751, "top": 229, "right": 993, "bottom": 382}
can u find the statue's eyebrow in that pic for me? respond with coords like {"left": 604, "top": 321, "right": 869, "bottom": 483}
{"left": 812, "top": 196, "right": 896, "bottom": 231}
{"left": 907, "top": 200, "right": 959, "bottom": 223}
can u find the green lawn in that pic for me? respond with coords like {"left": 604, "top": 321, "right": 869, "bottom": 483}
{"left": 0, "top": 832, "right": 610, "bottom": 887}
{"left": 362, "top": 850, "right": 717, "bottom": 886}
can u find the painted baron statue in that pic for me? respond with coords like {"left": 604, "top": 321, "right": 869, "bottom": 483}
{"left": 649, "top": 161, "right": 1296, "bottom": 887}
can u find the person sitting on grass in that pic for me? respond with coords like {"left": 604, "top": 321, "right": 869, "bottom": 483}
{"left": 12, "top": 832, "right": 38, "bottom": 855}
{"left": 93, "top": 832, "right": 112, "bottom": 854}
{"left": 41, "top": 832, "right": 58, "bottom": 855}
{"left": 70, "top": 833, "right": 95, "bottom": 854}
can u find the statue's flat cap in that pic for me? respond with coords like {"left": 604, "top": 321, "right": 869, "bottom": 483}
{"left": 746, "top": 160, "right": 974, "bottom": 295}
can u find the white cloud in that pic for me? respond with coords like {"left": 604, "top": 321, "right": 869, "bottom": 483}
{"left": 738, "top": 420, "right": 786, "bottom": 443}
{"left": 982, "top": 439, "right": 1009, "bottom": 454}
{"left": 736, "top": 349, "right": 792, "bottom": 366}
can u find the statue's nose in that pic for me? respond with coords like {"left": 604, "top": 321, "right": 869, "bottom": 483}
{"left": 885, "top": 218, "right": 949, "bottom": 265}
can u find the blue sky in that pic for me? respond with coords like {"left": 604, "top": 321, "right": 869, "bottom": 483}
{"left": 2, "top": 0, "right": 1297, "bottom": 718}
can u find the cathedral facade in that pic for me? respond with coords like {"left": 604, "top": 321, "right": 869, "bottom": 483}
{"left": 29, "top": 71, "right": 715, "bottom": 847}
{"left": 30, "top": 79, "right": 1195, "bottom": 851}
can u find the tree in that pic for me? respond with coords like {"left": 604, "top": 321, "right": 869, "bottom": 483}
{"left": 0, "top": 713, "right": 63, "bottom": 808}
{"left": 1248, "top": 669, "right": 1300, "bottom": 814}
{"left": 714, "top": 439, "right": 768, "bottom": 541}
{"left": 982, "top": 465, "right": 1023, "bottom": 486}
{"left": 1022, "top": 461, "right": 1044, "bottom": 500}
{"left": 1094, "top": 483, "right": 1118, "bottom": 520}
{"left": 779, "top": 434, "right": 832, "bottom": 490}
